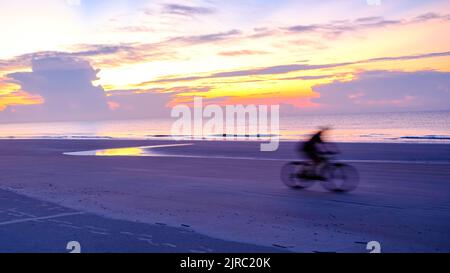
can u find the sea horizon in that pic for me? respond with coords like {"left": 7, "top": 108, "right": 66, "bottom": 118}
{"left": 0, "top": 110, "right": 449, "bottom": 144}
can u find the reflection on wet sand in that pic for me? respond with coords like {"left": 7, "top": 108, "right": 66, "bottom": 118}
{"left": 65, "top": 143, "right": 193, "bottom": 157}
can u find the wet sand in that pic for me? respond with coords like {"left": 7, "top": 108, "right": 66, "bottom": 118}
{"left": 0, "top": 139, "right": 449, "bottom": 252}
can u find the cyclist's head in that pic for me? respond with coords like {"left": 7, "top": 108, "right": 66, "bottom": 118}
{"left": 319, "top": 126, "right": 331, "bottom": 132}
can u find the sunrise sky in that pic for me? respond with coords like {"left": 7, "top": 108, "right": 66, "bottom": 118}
{"left": 0, "top": 0, "right": 449, "bottom": 122}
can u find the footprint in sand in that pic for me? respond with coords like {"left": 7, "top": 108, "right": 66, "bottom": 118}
{"left": 58, "top": 224, "right": 84, "bottom": 230}
{"left": 119, "top": 231, "right": 135, "bottom": 236}
{"left": 88, "top": 230, "right": 111, "bottom": 236}
{"left": 137, "top": 237, "right": 159, "bottom": 247}
{"left": 162, "top": 243, "right": 177, "bottom": 248}
{"left": 189, "top": 250, "right": 207, "bottom": 253}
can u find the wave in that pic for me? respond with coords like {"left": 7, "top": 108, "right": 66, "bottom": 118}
{"left": 399, "top": 135, "right": 450, "bottom": 140}
{"left": 209, "top": 133, "right": 279, "bottom": 138}
{"left": 2, "top": 133, "right": 450, "bottom": 143}
{"left": 146, "top": 134, "right": 280, "bottom": 140}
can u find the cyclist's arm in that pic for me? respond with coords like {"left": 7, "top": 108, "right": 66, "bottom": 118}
{"left": 319, "top": 142, "right": 340, "bottom": 154}
{"left": 326, "top": 142, "right": 340, "bottom": 154}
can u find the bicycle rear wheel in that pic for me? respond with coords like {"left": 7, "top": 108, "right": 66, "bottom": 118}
{"left": 280, "top": 162, "right": 315, "bottom": 189}
{"left": 321, "top": 163, "right": 359, "bottom": 192}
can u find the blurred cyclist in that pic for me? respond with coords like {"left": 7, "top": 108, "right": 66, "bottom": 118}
{"left": 299, "top": 127, "right": 336, "bottom": 178}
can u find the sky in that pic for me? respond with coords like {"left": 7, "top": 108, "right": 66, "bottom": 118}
{"left": 0, "top": 0, "right": 449, "bottom": 122}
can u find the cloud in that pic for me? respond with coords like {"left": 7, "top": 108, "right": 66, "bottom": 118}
{"left": 411, "top": 12, "right": 447, "bottom": 23}
{"left": 210, "top": 63, "right": 349, "bottom": 78}
{"left": 115, "top": 26, "right": 154, "bottom": 33}
{"left": 0, "top": 27, "right": 245, "bottom": 72}
{"left": 0, "top": 43, "right": 142, "bottom": 71}
{"left": 104, "top": 85, "right": 212, "bottom": 118}
{"left": 0, "top": 42, "right": 176, "bottom": 72}
{"left": 106, "top": 91, "right": 173, "bottom": 119}
{"left": 3, "top": 11, "right": 445, "bottom": 74}
{"left": 218, "top": 50, "right": 270, "bottom": 56}
{"left": 148, "top": 50, "right": 450, "bottom": 83}
{"left": 71, "top": 44, "right": 135, "bottom": 57}
{"left": 284, "top": 17, "right": 402, "bottom": 37}
{"left": 0, "top": 56, "right": 182, "bottom": 122}
{"left": 364, "top": 51, "right": 450, "bottom": 62}
{"left": 167, "top": 29, "right": 241, "bottom": 44}
{"left": 4, "top": 56, "right": 109, "bottom": 122}
{"left": 278, "top": 74, "right": 336, "bottom": 81}
{"left": 162, "top": 4, "right": 215, "bottom": 16}
{"left": 0, "top": 47, "right": 129, "bottom": 72}
{"left": 109, "top": 85, "right": 211, "bottom": 95}
{"left": 284, "top": 12, "right": 450, "bottom": 37}
{"left": 312, "top": 70, "right": 450, "bottom": 113}
{"left": 148, "top": 63, "right": 351, "bottom": 83}
{"left": 0, "top": 90, "right": 42, "bottom": 111}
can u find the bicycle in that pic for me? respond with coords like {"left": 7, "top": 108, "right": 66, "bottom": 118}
{"left": 280, "top": 152, "right": 359, "bottom": 192}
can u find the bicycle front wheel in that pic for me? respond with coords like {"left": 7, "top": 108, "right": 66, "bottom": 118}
{"left": 321, "top": 163, "right": 359, "bottom": 192}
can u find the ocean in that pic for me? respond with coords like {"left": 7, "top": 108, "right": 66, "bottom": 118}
{"left": 0, "top": 111, "right": 449, "bottom": 143}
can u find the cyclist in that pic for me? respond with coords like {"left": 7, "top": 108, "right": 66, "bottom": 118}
{"left": 299, "top": 127, "right": 335, "bottom": 179}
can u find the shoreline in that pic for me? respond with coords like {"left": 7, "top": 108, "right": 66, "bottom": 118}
{"left": 0, "top": 139, "right": 449, "bottom": 252}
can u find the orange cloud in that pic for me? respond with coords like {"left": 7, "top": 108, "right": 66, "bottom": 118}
{"left": 107, "top": 101, "right": 120, "bottom": 110}
{"left": 0, "top": 78, "right": 43, "bottom": 111}
{"left": 0, "top": 91, "right": 43, "bottom": 111}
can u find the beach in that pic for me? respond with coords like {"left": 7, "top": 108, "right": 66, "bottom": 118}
{"left": 0, "top": 139, "right": 449, "bottom": 252}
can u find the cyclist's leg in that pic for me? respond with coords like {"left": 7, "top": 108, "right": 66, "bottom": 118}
{"left": 314, "top": 153, "right": 328, "bottom": 180}
{"left": 306, "top": 151, "right": 321, "bottom": 176}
